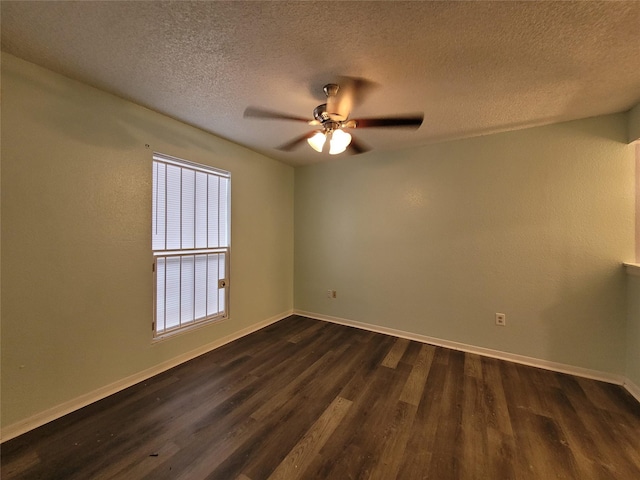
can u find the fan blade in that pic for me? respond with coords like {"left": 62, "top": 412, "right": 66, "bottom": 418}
{"left": 350, "top": 115, "right": 424, "bottom": 129}
{"left": 276, "top": 132, "right": 315, "bottom": 151}
{"left": 347, "top": 134, "right": 370, "bottom": 155}
{"left": 244, "top": 106, "right": 310, "bottom": 123}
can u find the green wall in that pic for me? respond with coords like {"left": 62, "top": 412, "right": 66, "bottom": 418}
{"left": 295, "top": 114, "right": 635, "bottom": 375}
{"left": 1, "top": 54, "right": 294, "bottom": 429}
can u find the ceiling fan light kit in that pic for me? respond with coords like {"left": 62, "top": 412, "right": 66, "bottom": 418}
{"left": 307, "top": 131, "right": 326, "bottom": 152}
{"left": 328, "top": 129, "right": 352, "bottom": 155}
{"left": 244, "top": 80, "right": 423, "bottom": 156}
{"left": 307, "top": 126, "right": 352, "bottom": 155}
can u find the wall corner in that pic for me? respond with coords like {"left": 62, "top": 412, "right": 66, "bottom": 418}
{"left": 629, "top": 103, "right": 640, "bottom": 144}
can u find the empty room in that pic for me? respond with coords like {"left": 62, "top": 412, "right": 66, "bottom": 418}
{"left": 1, "top": 1, "right": 639, "bottom": 479}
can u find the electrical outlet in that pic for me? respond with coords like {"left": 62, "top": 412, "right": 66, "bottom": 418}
{"left": 327, "top": 290, "right": 337, "bottom": 299}
{"left": 495, "top": 313, "right": 506, "bottom": 326}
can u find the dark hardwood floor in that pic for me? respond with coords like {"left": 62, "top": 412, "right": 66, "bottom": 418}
{"left": 2, "top": 315, "right": 639, "bottom": 479}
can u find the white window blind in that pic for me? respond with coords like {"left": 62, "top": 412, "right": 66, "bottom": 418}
{"left": 152, "top": 153, "right": 230, "bottom": 337}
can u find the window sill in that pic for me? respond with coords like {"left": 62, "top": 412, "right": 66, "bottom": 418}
{"left": 152, "top": 315, "right": 228, "bottom": 343}
{"left": 624, "top": 262, "right": 640, "bottom": 276}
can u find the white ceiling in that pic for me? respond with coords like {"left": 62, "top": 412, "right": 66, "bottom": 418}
{"left": 2, "top": 1, "right": 639, "bottom": 166}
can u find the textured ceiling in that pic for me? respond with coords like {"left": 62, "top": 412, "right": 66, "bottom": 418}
{"left": 2, "top": 1, "right": 639, "bottom": 166}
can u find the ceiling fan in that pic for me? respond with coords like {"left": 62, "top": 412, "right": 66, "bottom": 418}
{"left": 243, "top": 80, "right": 423, "bottom": 155}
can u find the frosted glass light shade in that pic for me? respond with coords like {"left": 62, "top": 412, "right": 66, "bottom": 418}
{"left": 329, "top": 129, "right": 352, "bottom": 155}
{"left": 307, "top": 131, "right": 326, "bottom": 152}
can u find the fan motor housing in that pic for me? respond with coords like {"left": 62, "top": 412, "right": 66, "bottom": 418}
{"left": 313, "top": 104, "right": 331, "bottom": 123}
{"left": 313, "top": 103, "right": 344, "bottom": 128}
{"left": 313, "top": 105, "right": 341, "bottom": 132}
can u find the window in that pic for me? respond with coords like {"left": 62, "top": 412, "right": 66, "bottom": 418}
{"left": 152, "top": 153, "right": 230, "bottom": 338}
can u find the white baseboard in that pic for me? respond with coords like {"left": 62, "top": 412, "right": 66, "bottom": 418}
{"left": 624, "top": 379, "right": 640, "bottom": 403}
{"left": 294, "top": 310, "right": 637, "bottom": 396}
{"left": 1, "top": 310, "right": 292, "bottom": 443}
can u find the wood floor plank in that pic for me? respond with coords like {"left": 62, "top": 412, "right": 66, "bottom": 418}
{"left": 367, "top": 400, "right": 418, "bottom": 480}
{"left": 575, "top": 376, "right": 633, "bottom": 415}
{"left": 399, "top": 343, "right": 435, "bottom": 406}
{"left": 1, "top": 371, "right": 183, "bottom": 478}
{"left": 459, "top": 373, "right": 489, "bottom": 479}
{"left": 513, "top": 410, "right": 580, "bottom": 480}
{"left": 239, "top": 334, "right": 393, "bottom": 480}
{"left": 0, "top": 450, "right": 40, "bottom": 479}
{"left": 478, "top": 359, "right": 517, "bottom": 478}
{"left": 328, "top": 364, "right": 412, "bottom": 480}
{"left": 93, "top": 440, "right": 181, "bottom": 480}
{"left": 267, "top": 396, "right": 352, "bottom": 480}
{"left": 250, "top": 344, "right": 349, "bottom": 422}
{"left": 426, "top": 349, "right": 466, "bottom": 478}
{"left": 565, "top": 375, "right": 640, "bottom": 477}
{"left": 2, "top": 315, "right": 639, "bottom": 480}
{"left": 81, "top": 354, "right": 290, "bottom": 478}
{"left": 396, "top": 349, "right": 452, "bottom": 479}
{"left": 335, "top": 334, "right": 396, "bottom": 402}
{"left": 502, "top": 361, "right": 552, "bottom": 417}
{"left": 546, "top": 388, "right": 619, "bottom": 480}
{"left": 287, "top": 320, "right": 326, "bottom": 344}
{"left": 304, "top": 345, "right": 414, "bottom": 479}
{"left": 396, "top": 339, "right": 422, "bottom": 368}
{"left": 485, "top": 427, "right": 517, "bottom": 480}
{"left": 142, "top": 324, "right": 347, "bottom": 479}
{"left": 463, "top": 351, "right": 483, "bottom": 379}
{"left": 480, "top": 356, "right": 514, "bottom": 437}
{"left": 155, "top": 415, "right": 258, "bottom": 480}
{"left": 300, "top": 341, "right": 406, "bottom": 479}
{"left": 381, "top": 337, "right": 410, "bottom": 369}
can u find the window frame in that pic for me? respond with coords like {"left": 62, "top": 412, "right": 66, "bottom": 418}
{"left": 152, "top": 152, "right": 231, "bottom": 340}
